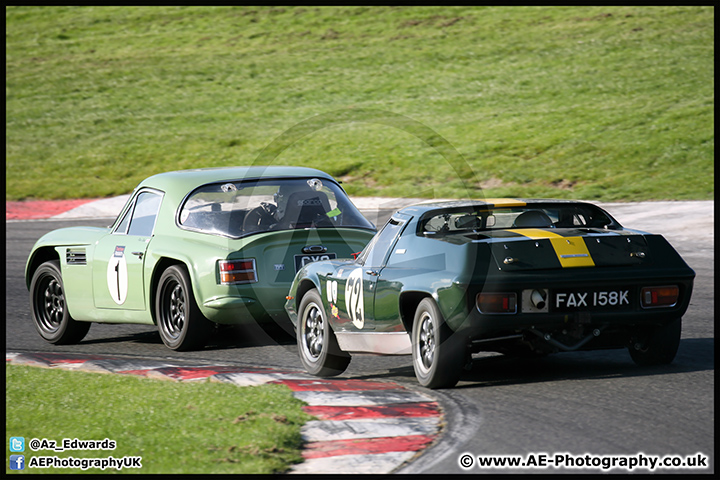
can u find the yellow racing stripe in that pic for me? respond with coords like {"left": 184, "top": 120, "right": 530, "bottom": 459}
{"left": 507, "top": 229, "right": 595, "bottom": 268}
{"left": 549, "top": 237, "right": 595, "bottom": 267}
{"left": 482, "top": 198, "right": 527, "bottom": 207}
{"left": 506, "top": 228, "right": 563, "bottom": 239}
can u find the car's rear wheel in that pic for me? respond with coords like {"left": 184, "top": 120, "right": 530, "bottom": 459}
{"left": 29, "top": 260, "right": 91, "bottom": 344}
{"left": 628, "top": 317, "right": 682, "bottom": 366}
{"left": 156, "top": 265, "right": 212, "bottom": 351}
{"left": 412, "top": 297, "right": 465, "bottom": 388}
{"left": 297, "top": 289, "right": 350, "bottom": 377}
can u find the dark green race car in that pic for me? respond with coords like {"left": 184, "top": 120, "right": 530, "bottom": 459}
{"left": 285, "top": 199, "right": 695, "bottom": 388}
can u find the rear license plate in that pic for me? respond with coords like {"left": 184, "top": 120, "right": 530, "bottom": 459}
{"left": 294, "top": 253, "right": 336, "bottom": 273}
{"left": 552, "top": 288, "right": 632, "bottom": 312}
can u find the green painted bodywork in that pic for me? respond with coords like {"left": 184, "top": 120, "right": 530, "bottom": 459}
{"left": 26, "top": 167, "right": 376, "bottom": 326}
{"left": 285, "top": 200, "right": 696, "bottom": 355}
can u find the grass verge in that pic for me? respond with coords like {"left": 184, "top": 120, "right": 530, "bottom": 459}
{"left": 5, "top": 364, "right": 313, "bottom": 474}
{"left": 5, "top": 6, "right": 714, "bottom": 202}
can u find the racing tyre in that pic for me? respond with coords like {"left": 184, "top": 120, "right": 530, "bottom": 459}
{"left": 297, "top": 289, "right": 350, "bottom": 377}
{"left": 412, "top": 297, "right": 465, "bottom": 388}
{"left": 30, "top": 260, "right": 91, "bottom": 344}
{"left": 628, "top": 317, "right": 682, "bottom": 366}
{"left": 156, "top": 265, "right": 212, "bottom": 351}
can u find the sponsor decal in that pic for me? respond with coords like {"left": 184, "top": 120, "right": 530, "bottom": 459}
{"left": 326, "top": 280, "right": 338, "bottom": 304}
{"left": 297, "top": 198, "right": 323, "bottom": 207}
{"left": 327, "top": 280, "right": 340, "bottom": 318}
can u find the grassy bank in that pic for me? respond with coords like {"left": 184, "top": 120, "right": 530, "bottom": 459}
{"left": 5, "top": 364, "right": 312, "bottom": 474}
{"left": 6, "top": 6, "right": 714, "bottom": 201}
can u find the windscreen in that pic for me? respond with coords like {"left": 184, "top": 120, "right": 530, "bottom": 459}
{"left": 179, "top": 177, "right": 374, "bottom": 238}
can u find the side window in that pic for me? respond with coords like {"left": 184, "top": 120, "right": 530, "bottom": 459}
{"left": 114, "top": 206, "right": 132, "bottom": 235}
{"left": 357, "top": 218, "right": 405, "bottom": 267}
{"left": 116, "top": 191, "right": 162, "bottom": 237}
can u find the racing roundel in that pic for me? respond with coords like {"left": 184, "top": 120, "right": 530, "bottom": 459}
{"left": 106, "top": 246, "right": 128, "bottom": 305}
{"left": 345, "top": 268, "right": 364, "bottom": 329}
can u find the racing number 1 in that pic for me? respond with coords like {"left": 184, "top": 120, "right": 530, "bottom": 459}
{"left": 106, "top": 246, "right": 128, "bottom": 305}
{"left": 114, "top": 262, "right": 121, "bottom": 301}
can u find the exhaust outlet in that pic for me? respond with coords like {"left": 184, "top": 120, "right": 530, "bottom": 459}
{"left": 531, "top": 289, "right": 547, "bottom": 310}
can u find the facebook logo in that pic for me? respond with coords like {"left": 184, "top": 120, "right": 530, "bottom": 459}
{"left": 10, "top": 436, "right": 25, "bottom": 452}
{"left": 10, "top": 455, "right": 25, "bottom": 470}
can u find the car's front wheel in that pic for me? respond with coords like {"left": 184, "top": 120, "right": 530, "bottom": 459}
{"left": 297, "top": 289, "right": 350, "bottom": 377}
{"left": 29, "top": 260, "right": 91, "bottom": 344}
{"left": 156, "top": 265, "right": 212, "bottom": 351}
{"left": 628, "top": 317, "right": 682, "bottom": 366}
{"left": 411, "top": 297, "right": 465, "bottom": 388}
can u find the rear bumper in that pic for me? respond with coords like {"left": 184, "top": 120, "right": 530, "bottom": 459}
{"left": 465, "top": 300, "right": 691, "bottom": 334}
{"left": 199, "top": 285, "right": 290, "bottom": 324}
{"left": 450, "top": 269, "right": 694, "bottom": 352}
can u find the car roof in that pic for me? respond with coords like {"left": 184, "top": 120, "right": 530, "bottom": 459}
{"left": 396, "top": 198, "right": 596, "bottom": 216}
{"left": 137, "top": 166, "right": 337, "bottom": 194}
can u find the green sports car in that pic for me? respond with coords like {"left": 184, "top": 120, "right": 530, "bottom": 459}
{"left": 285, "top": 199, "right": 696, "bottom": 388}
{"left": 26, "top": 166, "right": 376, "bottom": 351}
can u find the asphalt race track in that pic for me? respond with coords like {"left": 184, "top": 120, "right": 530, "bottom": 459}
{"left": 5, "top": 200, "right": 714, "bottom": 474}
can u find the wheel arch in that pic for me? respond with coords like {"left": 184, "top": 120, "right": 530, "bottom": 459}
{"left": 26, "top": 246, "right": 61, "bottom": 290}
{"left": 295, "top": 278, "right": 322, "bottom": 313}
{"left": 149, "top": 256, "right": 186, "bottom": 325}
{"left": 399, "top": 290, "right": 434, "bottom": 333}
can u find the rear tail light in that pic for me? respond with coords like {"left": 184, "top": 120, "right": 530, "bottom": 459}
{"left": 219, "top": 259, "right": 257, "bottom": 284}
{"left": 641, "top": 285, "right": 679, "bottom": 308}
{"left": 477, "top": 292, "right": 517, "bottom": 314}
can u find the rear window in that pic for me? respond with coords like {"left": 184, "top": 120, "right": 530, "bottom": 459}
{"left": 179, "top": 177, "right": 374, "bottom": 238}
{"left": 419, "top": 203, "right": 619, "bottom": 236}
